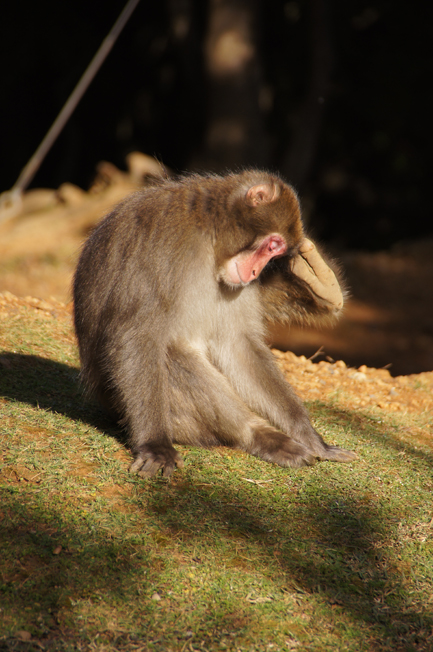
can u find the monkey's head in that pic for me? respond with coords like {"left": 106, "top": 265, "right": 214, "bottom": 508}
{"left": 215, "top": 172, "right": 304, "bottom": 289}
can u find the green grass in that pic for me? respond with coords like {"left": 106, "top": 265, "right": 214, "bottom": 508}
{"left": 1, "top": 308, "right": 433, "bottom": 651}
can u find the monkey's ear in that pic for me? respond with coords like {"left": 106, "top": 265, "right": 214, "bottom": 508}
{"left": 246, "top": 183, "right": 277, "bottom": 206}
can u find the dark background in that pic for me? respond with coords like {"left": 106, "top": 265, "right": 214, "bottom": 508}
{"left": 1, "top": 0, "right": 432, "bottom": 250}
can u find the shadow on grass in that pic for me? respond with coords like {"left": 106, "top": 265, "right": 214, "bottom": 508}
{"left": 145, "top": 477, "right": 433, "bottom": 651}
{"left": 1, "top": 472, "right": 432, "bottom": 651}
{"left": 0, "top": 491, "right": 251, "bottom": 651}
{"left": 1, "top": 352, "right": 433, "bottom": 650}
{"left": 0, "top": 494, "right": 142, "bottom": 647}
{"left": 0, "top": 352, "right": 125, "bottom": 445}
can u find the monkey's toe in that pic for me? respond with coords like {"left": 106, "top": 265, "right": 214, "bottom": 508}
{"left": 129, "top": 444, "right": 184, "bottom": 478}
{"left": 322, "top": 445, "right": 358, "bottom": 463}
{"left": 250, "top": 427, "right": 316, "bottom": 468}
{"left": 276, "top": 445, "right": 317, "bottom": 468}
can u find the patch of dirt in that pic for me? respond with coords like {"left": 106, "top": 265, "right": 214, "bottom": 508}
{"left": 0, "top": 156, "right": 432, "bottom": 376}
{"left": 272, "top": 349, "right": 433, "bottom": 441}
{"left": 0, "top": 291, "right": 72, "bottom": 320}
{"left": 0, "top": 465, "right": 43, "bottom": 484}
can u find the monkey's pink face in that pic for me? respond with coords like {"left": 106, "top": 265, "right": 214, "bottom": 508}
{"left": 223, "top": 233, "right": 287, "bottom": 286}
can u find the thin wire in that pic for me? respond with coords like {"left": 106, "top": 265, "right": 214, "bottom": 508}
{"left": 13, "top": 0, "right": 141, "bottom": 194}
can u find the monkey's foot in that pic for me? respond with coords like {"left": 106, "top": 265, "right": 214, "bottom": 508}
{"left": 250, "top": 427, "right": 316, "bottom": 468}
{"left": 321, "top": 445, "right": 358, "bottom": 463}
{"left": 129, "top": 443, "right": 184, "bottom": 478}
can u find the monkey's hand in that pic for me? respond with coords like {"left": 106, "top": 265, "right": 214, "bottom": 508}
{"left": 291, "top": 239, "right": 344, "bottom": 311}
{"left": 129, "top": 443, "right": 184, "bottom": 478}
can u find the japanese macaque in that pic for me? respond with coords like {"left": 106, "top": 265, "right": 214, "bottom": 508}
{"left": 73, "top": 170, "right": 356, "bottom": 478}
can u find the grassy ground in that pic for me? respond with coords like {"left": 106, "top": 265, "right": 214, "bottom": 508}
{"left": 1, "top": 302, "right": 433, "bottom": 651}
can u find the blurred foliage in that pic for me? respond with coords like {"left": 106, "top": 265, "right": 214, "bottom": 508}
{"left": 0, "top": 0, "right": 431, "bottom": 248}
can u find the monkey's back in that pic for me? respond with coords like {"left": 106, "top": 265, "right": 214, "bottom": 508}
{"left": 73, "top": 170, "right": 290, "bottom": 408}
{"left": 73, "top": 177, "right": 240, "bottom": 402}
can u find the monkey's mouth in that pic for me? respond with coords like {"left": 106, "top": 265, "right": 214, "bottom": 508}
{"left": 235, "top": 262, "right": 251, "bottom": 286}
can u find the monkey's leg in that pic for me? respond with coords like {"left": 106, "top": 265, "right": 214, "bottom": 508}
{"left": 166, "top": 343, "right": 318, "bottom": 469}
{"left": 215, "top": 338, "right": 357, "bottom": 464}
{"left": 106, "top": 341, "right": 184, "bottom": 479}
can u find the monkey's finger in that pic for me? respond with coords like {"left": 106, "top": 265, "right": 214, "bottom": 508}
{"left": 300, "top": 246, "right": 335, "bottom": 282}
{"left": 291, "top": 256, "right": 327, "bottom": 296}
{"left": 291, "top": 255, "right": 319, "bottom": 284}
{"left": 294, "top": 247, "right": 340, "bottom": 295}
{"left": 312, "top": 275, "right": 344, "bottom": 309}
{"left": 298, "top": 237, "right": 315, "bottom": 254}
{"left": 310, "top": 276, "right": 344, "bottom": 309}
{"left": 292, "top": 256, "right": 343, "bottom": 309}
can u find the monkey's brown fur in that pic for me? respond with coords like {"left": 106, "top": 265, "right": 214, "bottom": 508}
{"left": 73, "top": 170, "right": 356, "bottom": 477}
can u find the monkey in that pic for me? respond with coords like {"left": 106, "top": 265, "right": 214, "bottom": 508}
{"left": 73, "top": 170, "right": 356, "bottom": 478}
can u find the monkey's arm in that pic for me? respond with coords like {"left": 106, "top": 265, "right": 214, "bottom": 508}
{"left": 259, "top": 238, "right": 347, "bottom": 326}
